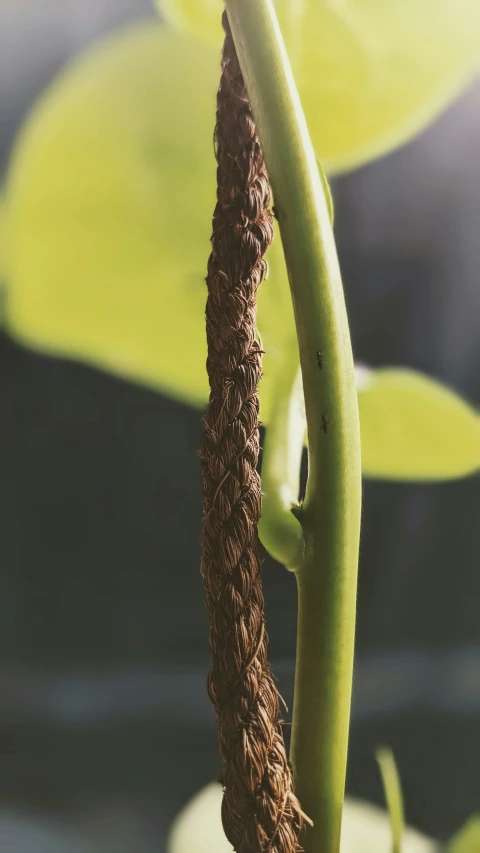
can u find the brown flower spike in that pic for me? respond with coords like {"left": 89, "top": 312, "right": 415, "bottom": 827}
{"left": 200, "top": 11, "right": 305, "bottom": 853}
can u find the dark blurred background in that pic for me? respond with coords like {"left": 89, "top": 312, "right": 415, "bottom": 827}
{"left": 0, "top": 1, "right": 479, "bottom": 850}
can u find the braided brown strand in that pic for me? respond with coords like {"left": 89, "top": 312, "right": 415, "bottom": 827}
{"left": 200, "top": 12, "right": 305, "bottom": 853}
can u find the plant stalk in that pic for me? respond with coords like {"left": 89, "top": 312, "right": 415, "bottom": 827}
{"left": 225, "top": 2, "right": 362, "bottom": 852}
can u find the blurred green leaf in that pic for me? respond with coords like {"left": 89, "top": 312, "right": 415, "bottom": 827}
{"left": 4, "top": 25, "right": 216, "bottom": 408}
{"left": 4, "top": 24, "right": 479, "bottom": 483}
{"left": 447, "top": 816, "right": 480, "bottom": 853}
{"left": 158, "top": 0, "right": 479, "bottom": 172}
{"left": 375, "top": 746, "right": 405, "bottom": 853}
{"left": 3, "top": 23, "right": 295, "bottom": 418}
{"left": 357, "top": 366, "right": 480, "bottom": 480}
{"left": 167, "top": 782, "right": 438, "bottom": 853}
{"left": 0, "top": 193, "right": 5, "bottom": 276}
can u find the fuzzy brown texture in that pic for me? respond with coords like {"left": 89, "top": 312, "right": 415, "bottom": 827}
{"left": 200, "top": 12, "right": 305, "bottom": 853}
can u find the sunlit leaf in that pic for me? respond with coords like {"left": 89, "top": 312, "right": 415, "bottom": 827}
{"left": 4, "top": 24, "right": 479, "bottom": 483}
{"left": 0, "top": 193, "right": 5, "bottom": 285}
{"left": 4, "top": 25, "right": 215, "bottom": 407}
{"left": 167, "top": 782, "right": 438, "bottom": 853}
{"left": 447, "top": 815, "right": 480, "bottom": 853}
{"left": 3, "top": 23, "right": 294, "bottom": 417}
{"left": 357, "top": 366, "right": 480, "bottom": 480}
{"left": 158, "top": 0, "right": 479, "bottom": 172}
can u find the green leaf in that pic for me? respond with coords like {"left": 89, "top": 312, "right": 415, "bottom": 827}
{"left": 3, "top": 22, "right": 294, "bottom": 419}
{"left": 4, "top": 25, "right": 215, "bottom": 407}
{"left": 4, "top": 24, "right": 479, "bottom": 483}
{"left": 167, "top": 782, "right": 438, "bottom": 853}
{"left": 447, "top": 816, "right": 480, "bottom": 853}
{"left": 375, "top": 746, "right": 405, "bottom": 853}
{"left": 357, "top": 366, "right": 480, "bottom": 481}
{"left": 158, "top": 0, "right": 479, "bottom": 172}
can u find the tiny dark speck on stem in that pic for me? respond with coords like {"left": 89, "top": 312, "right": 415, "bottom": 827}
{"left": 321, "top": 413, "right": 331, "bottom": 434}
{"left": 316, "top": 351, "right": 324, "bottom": 370}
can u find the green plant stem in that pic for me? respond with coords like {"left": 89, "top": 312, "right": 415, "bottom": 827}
{"left": 225, "top": 2, "right": 362, "bottom": 852}
{"left": 376, "top": 747, "right": 405, "bottom": 853}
